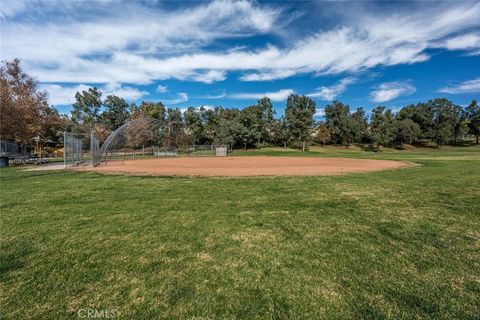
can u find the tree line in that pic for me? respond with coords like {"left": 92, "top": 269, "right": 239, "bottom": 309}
{"left": 71, "top": 89, "right": 479, "bottom": 150}
{"left": 1, "top": 59, "right": 479, "bottom": 150}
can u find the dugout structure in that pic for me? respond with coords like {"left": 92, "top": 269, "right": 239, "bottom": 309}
{"left": 63, "top": 131, "right": 100, "bottom": 168}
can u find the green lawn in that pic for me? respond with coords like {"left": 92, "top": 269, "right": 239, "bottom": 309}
{"left": 1, "top": 146, "right": 479, "bottom": 319}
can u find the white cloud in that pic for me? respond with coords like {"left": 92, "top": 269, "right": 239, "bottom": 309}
{"left": 439, "top": 77, "right": 480, "bottom": 94}
{"left": 1, "top": 0, "right": 280, "bottom": 83}
{"left": 164, "top": 92, "right": 189, "bottom": 105}
{"left": 466, "top": 49, "right": 480, "bottom": 56}
{"left": 442, "top": 33, "right": 480, "bottom": 50}
{"left": 40, "top": 83, "right": 149, "bottom": 105}
{"left": 308, "top": 77, "right": 356, "bottom": 100}
{"left": 230, "top": 89, "right": 294, "bottom": 102}
{"left": 156, "top": 85, "right": 168, "bottom": 93}
{"left": 201, "top": 91, "right": 227, "bottom": 99}
{"left": 103, "top": 83, "right": 149, "bottom": 101}
{"left": 370, "top": 81, "right": 416, "bottom": 103}
{"left": 40, "top": 84, "right": 90, "bottom": 105}
{"left": 314, "top": 108, "right": 325, "bottom": 117}
{"left": 2, "top": 1, "right": 480, "bottom": 85}
{"left": 240, "top": 69, "right": 297, "bottom": 81}
{"left": 0, "top": 0, "right": 26, "bottom": 18}
{"left": 190, "top": 70, "right": 227, "bottom": 83}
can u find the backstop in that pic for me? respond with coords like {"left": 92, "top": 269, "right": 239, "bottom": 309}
{"left": 63, "top": 131, "right": 101, "bottom": 168}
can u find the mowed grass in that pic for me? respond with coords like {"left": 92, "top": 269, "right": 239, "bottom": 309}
{"left": 1, "top": 146, "right": 479, "bottom": 319}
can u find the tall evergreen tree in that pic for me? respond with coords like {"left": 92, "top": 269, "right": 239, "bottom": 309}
{"left": 241, "top": 105, "right": 263, "bottom": 147}
{"left": 71, "top": 87, "right": 102, "bottom": 131}
{"left": 101, "top": 94, "right": 130, "bottom": 131}
{"left": 396, "top": 118, "right": 421, "bottom": 145}
{"left": 183, "top": 107, "right": 205, "bottom": 144}
{"left": 285, "top": 94, "right": 316, "bottom": 152}
{"left": 428, "top": 98, "right": 457, "bottom": 148}
{"left": 466, "top": 99, "right": 480, "bottom": 144}
{"left": 257, "top": 97, "right": 275, "bottom": 143}
{"left": 324, "top": 101, "right": 352, "bottom": 147}
{"left": 397, "top": 103, "right": 435, "bottom": 139}
{"left": 350, "top": 107, "right": 368, "bottom": 143}
{"left": 268, "top": 117, "right": 290, "bottom": 147}
{"left": 452, "top": 104, "right": 467, "bottom": 143}
{"left": 370, "top": 106, "right": 396, "bottom": 150}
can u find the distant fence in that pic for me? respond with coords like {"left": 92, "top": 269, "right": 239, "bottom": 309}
{"left": 153, "top": 147, "right": 178, "bottom": 157}
{"left": 63, "top": 131, "right": 101, "bottom": 168}
{"left": 184, "top": 145, "right": 232, "bottom": 152}
{"left": 97, "top": 144, "right": 232, "bottom": 165}
{"left": 0, "top": 140, "right": 45, "bottom": 165}
{"left": 0, "top": 140, "right": 29, "bottom": 158}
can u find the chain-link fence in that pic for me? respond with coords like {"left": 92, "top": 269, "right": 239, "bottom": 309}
{"left": 96, "top": 118, "right": 234, "bottom": 166}
{"left": 0, "top": 140, "right": 36, "bottom": 164}
{"left": 63, "top": 132, "right": 84, "bottom": 168}
{"left": 181, "top": 145, "right": 231, "bottom": 156}
{"left": 1, "top": 140, "right": 29, "bottom": 158}
{"left": 64, "top": 131, "right": 102, "bottom": 168}
{"left": 90, "top": 131, "right": 101, "bottom": 167}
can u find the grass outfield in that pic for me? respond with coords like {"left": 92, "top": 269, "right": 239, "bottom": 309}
{"left": 1, "top": 146, "right": 479, "bottom": 319}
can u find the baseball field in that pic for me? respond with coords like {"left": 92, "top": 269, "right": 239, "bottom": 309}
{"left": 1, "top": 146, "right": 479, "bottom": 319}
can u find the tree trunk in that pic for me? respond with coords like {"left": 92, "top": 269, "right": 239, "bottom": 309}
{"left": 323, "top": 141, "right": 325, "bottom": 148}
{"left": 476, "top": 134, "right": 479, "bottom": 144}
{"left": 284, "top": 141, "right": 287, "bottom": 148}
{"left": 302, "top": 141, "right": 305, "bottom": 152}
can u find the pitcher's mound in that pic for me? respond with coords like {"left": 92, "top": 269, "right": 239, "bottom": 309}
{"left": 89, "top": 156, "right": 409, "bottom": 177}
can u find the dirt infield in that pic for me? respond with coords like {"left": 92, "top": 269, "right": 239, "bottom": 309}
{"left": 89, "top": 156, "right": 409, "bottom": 177}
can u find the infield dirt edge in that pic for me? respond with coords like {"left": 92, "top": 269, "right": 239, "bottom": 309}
{"left": 83, "top": 156, "right": 414, "bottom": 177}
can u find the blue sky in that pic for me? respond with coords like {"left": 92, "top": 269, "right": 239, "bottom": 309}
{"left": 1, "top": 0, "right": 479, "bottom": 117}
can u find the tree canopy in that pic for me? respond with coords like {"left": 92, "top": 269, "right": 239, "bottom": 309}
{"left": 0, "top": 59, "right": 66, "bottom": 144}
{"left": 2, "top": 59, "right": 478, "bottom": 151}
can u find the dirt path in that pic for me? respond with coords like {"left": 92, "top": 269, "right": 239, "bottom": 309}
{"left": 87, "top": 156, "right": 409, "bottom": 177}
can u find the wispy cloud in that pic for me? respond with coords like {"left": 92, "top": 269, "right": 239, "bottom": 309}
{"left": 308, "top": 77, "right": 356, "bottom": 101}
{"left": 40, "top": 83, "right": 149, "bottom": 105}
{"left": 439, "top": 77, "right": 480, "bottom": 94}
{"left": 440, "top": 33, "right": 480, "bottom": 53}
{"left": 190, "top": 70, "right": 227, "bottom": 83}
{"left": 2, "top": 1, "right": 479, "bottom": 86}
{"left": 370, "top": 81, "right": 416, "bottom": 103}
{"left": 240, "top": 69, "right": 297, "bottom": 81}
{"left": 164, "top": 92, "right": 189, "bottom": 105}
{"left": 156, "top": 85, "right": 168, "bottom": 93}
{"left": 200, "top": 91, "right": 227, "bottom": 99}
{"left": 0, "top": 0, "right": 26, "bottom": 18}
{"left": 230, "top": 89, "right": 294, "bottom": 102}
{"left": 1, "top": 0, "right": 280, "bottom": 83}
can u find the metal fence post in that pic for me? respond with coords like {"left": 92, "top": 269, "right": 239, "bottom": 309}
{"left": 64, "top": 131, "right": 67, "bottom": 169}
